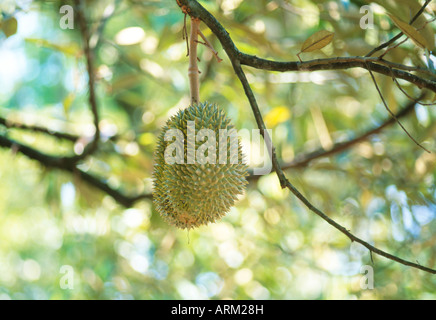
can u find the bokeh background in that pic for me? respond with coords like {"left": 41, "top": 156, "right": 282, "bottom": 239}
{"left": 0, "top": 0, "right": 435, "bottom": 299}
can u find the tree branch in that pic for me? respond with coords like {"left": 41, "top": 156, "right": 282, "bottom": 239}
{"left": 282, "top": 179, "right": 436, "bottom": 274}
{"left": 4, "top": 0, "right": 105, "bottom": 167}
{"left": 177, "top": 0, "right": 436, "bottom": 274}
{"left": 175, "top": 0, "right": 436, "bottom": 93}
{"left": 366, "top": 63, "right": 430, "bottom": 153}
{"left": 247, "top": 95, "right": 422, "bottom": 180}
{"left": 239, "top": 56, "right": 436, "bottom": 92}
{"left": 65, "top": 0, "right": 101, "bottom": 163}
{"left": 1, "top": 96, "right": 419, "bottom": 206}
{"left": 0, "top": 113, "right": 123, "bottom": 145}
{"left": 390, "top": 70, "right": 436, "bottom": 106}
{"left": 0, "top": 116, "right": 78, "bottom": 142}
{"left": 0, "top": 134, "right": 151, "bottom": 207}
{"left": 76, "top": 169, "right": 152, "bottom": 207}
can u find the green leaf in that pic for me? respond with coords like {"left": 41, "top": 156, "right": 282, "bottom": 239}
{"left": 2, "top": 17, "right": 17, "bottom": 38}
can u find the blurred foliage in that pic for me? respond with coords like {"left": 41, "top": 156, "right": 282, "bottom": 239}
{"left": 0, "top": 0, "right": 435, "bottom": 300}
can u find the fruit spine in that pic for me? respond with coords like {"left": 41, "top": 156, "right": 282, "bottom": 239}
{"left": 153, "top": 101, "right": 248, "bottom": 229}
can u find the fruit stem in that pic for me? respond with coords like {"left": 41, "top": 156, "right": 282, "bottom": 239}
{"left": 189, "top": 17, "right": 201, "bottom": 105}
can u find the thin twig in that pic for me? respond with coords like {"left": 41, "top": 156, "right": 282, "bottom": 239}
{"left": 197, "top": 29, "right": 222, "bottom": 62}
{"left": 66, "top": 0, "right": 100, "bottom": 163}
{"left": 378, "top": 37, "right": 408, "bottom": 59}
{"left": 366, "top": 62, "right": 430, "bottom": 153}
{"left": 389, "top": 67, "right": 436, "bottom": 106}
{"left": 365, "top": 0, "right": 432, "bottom": 57}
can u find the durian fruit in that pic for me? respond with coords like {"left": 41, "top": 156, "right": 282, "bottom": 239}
{"left": 153, "top": 101, "right": 248, "bottom": 229}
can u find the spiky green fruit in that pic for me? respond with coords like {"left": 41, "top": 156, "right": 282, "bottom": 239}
{"left": 153, "top": 102, "right": 248, "bottom": 229}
